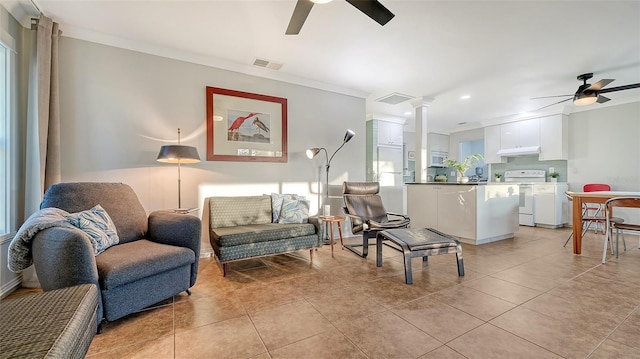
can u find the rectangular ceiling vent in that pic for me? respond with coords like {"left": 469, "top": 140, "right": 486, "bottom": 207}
{"left": 376, "top": 92, "right": 415, "bottom": 105}
{"left": 252, "top": 58, "right": 283, "bottom": 70}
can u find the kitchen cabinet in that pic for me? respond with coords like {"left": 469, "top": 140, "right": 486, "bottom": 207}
{"left": 376, "top": 120, "right": 403, "bottom": 146}
{"left": 484, "top": 125, "right": 506, "bottom": 164}
{"left": 533, "top": 183, "right": 569, "bottom": 228}
{"left": 427, "top": 133, "right": 449, "bottom": 153}
{"left": 538, "top": 114, "right": 568, "bottom": 161}
{"left": 406, "top": 183, "right": 519, "bottom": 244}
{"left": 500, "top": 118, "right": 540, "bottom": 149}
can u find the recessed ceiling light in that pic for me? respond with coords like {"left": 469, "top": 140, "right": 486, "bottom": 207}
{"left": 460, "top": 95, "right": 471, "bottom": 100}
{"left": 458, "top": 122, "right": 467, "bottom": 125}
{"left": 404, "top": 111, "right": 412, "bottom": 115}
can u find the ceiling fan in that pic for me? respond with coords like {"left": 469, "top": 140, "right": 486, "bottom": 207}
{"left": 286, "top": 0, "right": 395, "bottom": 35}
{"left": 533, "top": 73, "right": 640, "bottom": 111}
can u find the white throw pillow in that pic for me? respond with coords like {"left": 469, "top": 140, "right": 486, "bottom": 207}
{"left": 65, "top": 204, "right": 119, "bottom": 255}
{"left": 277, "top": 198, "right": 310, "bottom": 224}
{"left": 271, "top": 193, "right": 306, "bottom": 222}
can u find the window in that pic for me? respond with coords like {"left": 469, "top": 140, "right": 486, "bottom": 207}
{"left": 0, "top": 39, "right": 10, "bottom": 236}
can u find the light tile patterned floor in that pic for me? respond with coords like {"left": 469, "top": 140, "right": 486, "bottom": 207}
{"left": 10, "top": 226, "right": 640, "bottom": 358}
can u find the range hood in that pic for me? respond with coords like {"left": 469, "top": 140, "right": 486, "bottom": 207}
{"left": 496, "top": 146, "right": 540, "bottom": 157}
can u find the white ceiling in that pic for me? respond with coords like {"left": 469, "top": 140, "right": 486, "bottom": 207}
{"left": 4, "top": 0, "right": 640, "bottom": 133}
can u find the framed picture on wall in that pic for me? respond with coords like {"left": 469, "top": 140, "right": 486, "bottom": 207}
{"left": 206, "top": 86, "right": 288, "bottom": 162}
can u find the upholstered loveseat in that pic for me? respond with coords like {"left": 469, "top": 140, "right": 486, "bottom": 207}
{"left": 17, "top": 182, "right": 201, "bottom": 329}
{"left": 207, "top": 194, "right": 323, "bottom": 275}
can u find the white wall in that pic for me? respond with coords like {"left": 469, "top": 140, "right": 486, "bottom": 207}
{"left": 568, "top": 102, "right": 640, "bottom": 191}
{"left": 568, "top": 101, "right": 640, "bottom": 225}
{"left": 58, "top": 38, "right": 366, "bottom": 254}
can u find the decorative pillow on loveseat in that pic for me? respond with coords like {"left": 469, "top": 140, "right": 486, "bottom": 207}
{"left": 270, "top": 193, "right": 306, "bottom": 222}
{"left": 65, "top": 204, "right": 119, "bottom": 255}
{"left": 277, "top": 198, "right": 310, "bottom": 224}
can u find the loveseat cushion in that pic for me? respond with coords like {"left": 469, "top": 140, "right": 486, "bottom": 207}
{"left": 211, "top": 223, "right": 317, "bottom": 247}
{"left": 210, "top": 195, "right": 272, "bottom": 228}
{"left": 96, "top": 239, "right": 195, "bottom": 289}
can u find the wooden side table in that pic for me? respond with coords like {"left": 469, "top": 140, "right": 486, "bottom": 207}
{"left": 320, "top": 215, "right": 346, "bottom": 257}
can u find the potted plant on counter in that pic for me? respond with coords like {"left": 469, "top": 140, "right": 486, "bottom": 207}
{"left": 444, "top": 154, "right": 483, "bottom": 183}
{"left": 549, "top": 172, "right": 560, "bottom": 182}
{"left": 494, "top": 173, "right": 502, "bottom": 182}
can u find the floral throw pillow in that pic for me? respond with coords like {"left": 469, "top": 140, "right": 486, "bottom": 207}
{"left": 278, "top": 198, "right": 310, "bottom": 224}
{"left": 65, "top": 204, "right": 119, "bottom": 255}
{"left": 271, "top": 193, "right": 306, "bottom": 222}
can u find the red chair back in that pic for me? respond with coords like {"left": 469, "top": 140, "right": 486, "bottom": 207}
{"left": 584, "top": 184, "right": 611, "bottom": 192}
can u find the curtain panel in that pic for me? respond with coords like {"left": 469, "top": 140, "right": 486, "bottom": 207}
{"left": 22, "top": 16, "right": 62, "bottom": 288}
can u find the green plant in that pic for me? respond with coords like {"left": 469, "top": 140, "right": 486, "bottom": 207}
{"left": 443, "top": 153, "right": 483, "bottom": 178}
{"left": 494, "top": 173, "right": 502, "bottom": 178}
{"left": 549, "top": 172, "right": 560, "bottom": 178}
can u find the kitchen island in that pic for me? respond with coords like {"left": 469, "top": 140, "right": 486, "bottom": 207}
{"left": 404, "top": 182, "right": 520, "bottom": 245}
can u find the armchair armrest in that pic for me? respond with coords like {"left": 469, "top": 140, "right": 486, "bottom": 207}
{"left": 31, "top": 227, "right": 103, "bottom": 322}
{"left": 386, "top": 212, "right": 410, "bottom": 220}
{"left": 148, "top": 211, "right": 202, "bottom": 286}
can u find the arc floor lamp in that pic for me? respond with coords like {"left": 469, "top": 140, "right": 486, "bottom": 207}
{"left": 306, "top": 129, "right": 356, "bottom": 214}
{"left": 157, "top": 128, "right": 200, "bottom": 209}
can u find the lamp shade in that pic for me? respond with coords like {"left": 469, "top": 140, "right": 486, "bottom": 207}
{"left": 573, "top": 92, "right": 598, "bottom": 106}
{"left": 306, "top": 148, "right": 321, "bottom": 159}
{"left": 343, "top": 129, "right": 355, "bottom": 143}
{"left": 157, "top": 145, "right": 200, "bottom": 163}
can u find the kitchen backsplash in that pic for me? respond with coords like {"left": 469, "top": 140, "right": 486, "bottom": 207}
{"left": 491, "top": 156, "right": 568, "bottom": 182}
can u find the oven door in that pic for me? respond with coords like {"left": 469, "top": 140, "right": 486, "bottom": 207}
{"left": 519, "top": 184, "right": 535, "bottom": 226}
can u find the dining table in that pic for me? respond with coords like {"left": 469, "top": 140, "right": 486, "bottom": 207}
{"left": 568, "top": 191, "right": 640, "bottom": 254}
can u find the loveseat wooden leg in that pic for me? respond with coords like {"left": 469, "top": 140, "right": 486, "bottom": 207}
{"left": 185, "top": 289, "right": 192, "bottom": 296}
{"left": 309, "top": 248, "right": 314, "bottom": 261}
{"left": 222, "top": 263, "right": 227, "bottom": 277}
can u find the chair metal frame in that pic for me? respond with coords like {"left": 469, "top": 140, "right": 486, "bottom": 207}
{"left": 341, "top": 181, "right": 410, "bottom": 258}
{"left": 563, "top": 191, "right": 622, "bottom": 249}
{"left": 602, "top": 196, "right": 640, "bottom": 263}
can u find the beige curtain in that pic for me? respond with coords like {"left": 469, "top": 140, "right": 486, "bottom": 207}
{"left": 22, "top": 16, "right": 62, "bottom": 288}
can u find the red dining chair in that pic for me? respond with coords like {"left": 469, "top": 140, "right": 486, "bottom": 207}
{"left": 583, "top": 184, "right": 611, "bottom": 233}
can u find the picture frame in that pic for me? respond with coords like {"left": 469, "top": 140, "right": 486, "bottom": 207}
{"left": 408, "top": 151, "right": 416, "bottom": 160}
{"left": 206, "top": 86, "right": 288, "bottom": 162}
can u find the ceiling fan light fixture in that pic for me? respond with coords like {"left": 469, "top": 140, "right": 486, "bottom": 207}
{"left": 573, "top": 92, "right": 598, "bottom": 106}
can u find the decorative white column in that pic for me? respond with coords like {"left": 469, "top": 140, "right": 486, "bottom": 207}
{"left": 410, "top": 97, "right": 434, "bottom": 183}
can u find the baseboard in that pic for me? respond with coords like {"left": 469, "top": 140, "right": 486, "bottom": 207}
{"left": 0, "top": 275, "right": 22, "bottom": 299}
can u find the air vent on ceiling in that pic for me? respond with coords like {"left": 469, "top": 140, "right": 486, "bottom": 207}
{"left": 252, "top": 58, "right": 283, "bottom": 70}
{"left": 376, "top": 93, "right": 415, "bottom": 105}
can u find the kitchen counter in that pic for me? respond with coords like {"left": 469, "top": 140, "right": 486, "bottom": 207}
{"left": 408, "top": 182, "right": 513, "bottom": 185}
{"left": 404, "top": 183, "right": 520, "bottom": 245}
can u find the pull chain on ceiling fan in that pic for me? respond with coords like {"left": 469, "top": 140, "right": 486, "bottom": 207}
{"left": 286, "top": 0, "right": 395, "bottom": 35}
{"left": 532, "top": 73, "right": 640, "bottom": 111}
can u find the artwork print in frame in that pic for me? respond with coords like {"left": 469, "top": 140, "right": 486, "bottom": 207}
{"left": 206, "top": 86, "right": 288, "bottom": 162}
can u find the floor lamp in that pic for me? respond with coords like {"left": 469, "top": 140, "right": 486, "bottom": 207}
{"left": 306, "top": 129, "right": 356, "bottom": 241}
{"left": 157, "top": 128, "right": 200, "bottom": 210}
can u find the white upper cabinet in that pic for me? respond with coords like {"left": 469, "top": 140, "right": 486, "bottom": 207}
{"left": 427, "top": 133, "right": 449, "bottom": 153}
{"left": 376, "top": 120, "right": 403, "bottom": 146}
{"left": 500, "top": 118, "right": 540, "bottom": 148}
{"left": 484, "top": 125, "right": 505, "bottom": 164}
{"left": 538, "top": 114, "right": 568, "bottom": 160}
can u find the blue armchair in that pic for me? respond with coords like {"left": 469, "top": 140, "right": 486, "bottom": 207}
{"left": 31, "top": 182, "right": 201, "bottom": 330}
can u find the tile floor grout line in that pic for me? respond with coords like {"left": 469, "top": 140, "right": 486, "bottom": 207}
{"left": 584, "top": 301, "right": 640, "bottom": 359}
{"left": 246, "top": 310, "right": 273, "bottom": 359}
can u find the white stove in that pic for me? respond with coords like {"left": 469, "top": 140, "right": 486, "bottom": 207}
{"left": 504, "top": 170, "right": 546, "bottom": 226}
{"left": 503, "top": 170, "right": 546, "bottom": 183}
